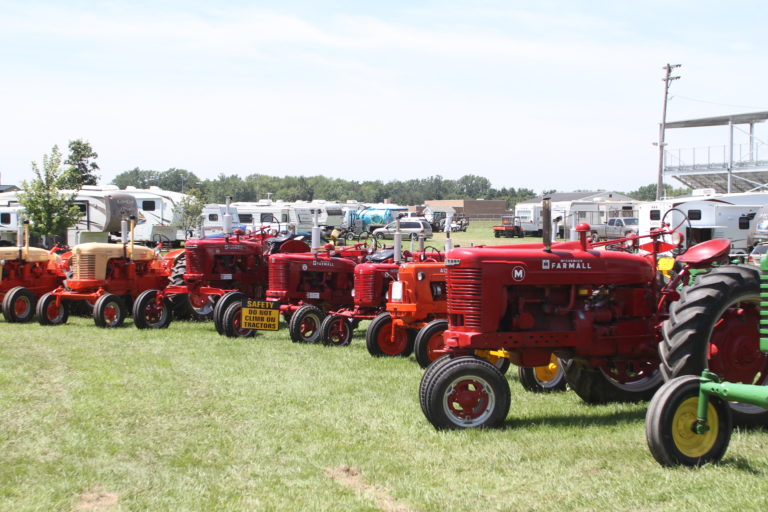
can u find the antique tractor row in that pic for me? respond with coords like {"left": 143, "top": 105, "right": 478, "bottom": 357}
{"left": 418, "top": 199, "right": 767, "bottom": 432}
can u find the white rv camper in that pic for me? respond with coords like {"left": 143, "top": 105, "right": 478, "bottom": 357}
{"left": 200, "top": 203, "right": 241, "bottom": 237}
{"left": 121, "top": 186, "right": 187, "bottom": 245}
{"left": 231, "top": 201, "right": 291, "bottom": 233}
{"left": 638, "top": 189, "right": 768, "bottom": 253}
{"left": 0, "top": 187, "right": 138, "bottom": 246}
{"left": 0, "top": 205, "right": 24, "bottom": 244}
{"left": 289, "top": 201, "right": 344, "bottom": 233}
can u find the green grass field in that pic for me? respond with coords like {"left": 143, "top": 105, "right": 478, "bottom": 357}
{"left": 2, "top": 223, "right": 768, "bottom": 511}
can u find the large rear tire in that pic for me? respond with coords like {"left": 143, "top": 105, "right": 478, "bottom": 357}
{"left": 366, "top": 312, "right": 414, "bottom": 357}
{"left": 413, "top": 319, "right": 448, "bottom": 368}
{"left": 2, "top": 286, "right": 37, "bottom": 323}
{"left": 288, "top": 304, "right": 325, "bottom": 343}
{"left": 660, "top": 264, "right": 768, "bottom": 425}
{"left": 422, "top": 356, "right": 510, "bottom": 430}
{"left": 563, "top": 358, "right": 662, "bottom": 404}
{"left": 93, "top": 293, "right": 127, "bottom": 328}
{"left": 133, "top": 289, "right": 171, "bottom": 329}
{"left": 645, "top": 375, "right": 732, "bottom": 466}
{"left": 36, "top": 292, "right": 68, "bottom": 326}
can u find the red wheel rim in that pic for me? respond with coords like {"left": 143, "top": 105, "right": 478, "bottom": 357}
{"left": 189, "top": 292, "right": 209, "bottom": 308}
{"left": 300, "top": 317, "right": 319, "bottom": 338}
{"left": 143, "top": 303, "right": 163, "bottom": 324}
{"left": 376, "top": 322, "right": 408, "bottom": 355}
{"left": 46, "top": 302, "right": 61, "bottom": 321}
{"left": 232, "top": 310, "right": 251, "bottom": 336}
{"left": 709, "top": 302, "right": 768, "bottom": 383}
{"left": 14, "top": 297, "right": 31, "bottom": 317}
{"left": 443, "top": 376, "right": 494, "bottom": 425}
{"left": 425, "top": 330, "right": 445, "bottom": 363}
{"left": 327, "top": 318, "right": 350, "bottom": 345}
{"left": 103, "top": 304, "right": 118, "bottom": 325}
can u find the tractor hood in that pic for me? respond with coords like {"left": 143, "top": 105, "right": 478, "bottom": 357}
{"left": 0, "top": 246, "right": 53, "bottom": 263}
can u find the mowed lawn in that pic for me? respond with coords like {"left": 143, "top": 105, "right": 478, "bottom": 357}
{"left": 1, "top": 224, "right": 767, "bottom": 511}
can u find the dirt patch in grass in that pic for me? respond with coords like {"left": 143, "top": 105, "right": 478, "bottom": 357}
{"left": 325, "top": 466, "right": 415, "bottom": 512}
{"left": 74, "top": 487, "right": 119, "bottom": 511}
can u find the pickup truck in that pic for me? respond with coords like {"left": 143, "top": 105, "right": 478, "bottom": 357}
{"left": 589, "top": 217, "right": 639, "bottom": 241}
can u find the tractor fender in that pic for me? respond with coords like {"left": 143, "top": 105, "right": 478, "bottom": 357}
{"left": 163, "top": 248, "right": 186, "bottom": 265}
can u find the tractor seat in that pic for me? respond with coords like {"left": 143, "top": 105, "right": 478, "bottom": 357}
{"left": 676, "top": 238, "right": 732, "bottom": 269}
{"left": 367, "top": 249, "right": 395, "bottom": 263}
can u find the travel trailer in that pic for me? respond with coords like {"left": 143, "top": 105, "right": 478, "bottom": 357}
{"left": 0, "top": 205, "right": 24, "bottom": 244}
{"left": 121, "top": 186, "right": 187, "bottom": 245}
{"left": 0, "top": 187, "right": 138, "bottom": 246}
{"left": 638, "top": 189, "right": 768, "bottom": 253}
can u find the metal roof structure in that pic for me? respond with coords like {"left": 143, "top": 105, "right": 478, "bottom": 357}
{"left": 663, "top": 111, "right": 768, "bottom": 193}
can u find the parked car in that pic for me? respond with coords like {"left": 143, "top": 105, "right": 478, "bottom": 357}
{"left": 372, "top": 220, "right": 433, "bottom": 240}
{"left": 748, "top": 243, "right": 768, "bottom": 266}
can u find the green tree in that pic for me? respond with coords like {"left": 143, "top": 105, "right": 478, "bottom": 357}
{"left": 18, "top": 145, "right": 82, "bottom": 246}
{"left": 61, "top": 139, "right": 99, "bottom": 188}
{"left": 111, "top": 168, "right": 161, "bottom": 189}
{"left": 158, "top": 168, "right": 201, "bottom": 193}
{"left": 627, "top": 183, "right": 691, "bottom": 201}
{"left": 173, "top": 190, "right": 204, "bottom": 239}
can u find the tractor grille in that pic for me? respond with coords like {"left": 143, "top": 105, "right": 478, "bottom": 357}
{"left": 269, "top": 260, "right": 289, "bottom": 291}
{"left": 355, "top": 271, "right": 376, "bottom": 305}
{"left": 74, "top": 254, "right": 96, "bottom": 280}
{"left": 185, "top": 250, "right": 203, "bottom": 274}
{"left": 447, "top": 268, "right": 483, "bottom": 330}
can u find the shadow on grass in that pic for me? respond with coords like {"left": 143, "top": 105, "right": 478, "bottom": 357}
{"left": 720, "top": 456, "right": 765, "bottom": 475}
{"left": 501, "top": 408, "right": 646, "bottom": 430}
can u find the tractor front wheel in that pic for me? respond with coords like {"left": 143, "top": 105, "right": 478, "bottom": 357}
{"left": 366, "top": 312, "right": 414, "bottom": 357}
{"left": 660, "top": 264, "right": 768, "bottom": 426}
{"left": 563, "top": 358, "right": 662, "bottom": 404}
{"left": 222, "top": 302, "right": 255, "bottom": 338}
{"left": 288, "top": 305, "right": 325, "bottom": 343}
{"left": 213, "top": 292, "right": 246, "bottom": 335}
{"left": 93, "top": 293, "right": 127, "bottom": 328}
{"left": 414, "top": 319, "right": 448, "bottom": 368}
{"left": 645, "top": 375, "right": 732, "bottom": 467}
{"left": 2, "top": 286, "right": 37, "bottom": 323}
{"left": 133, "top": 289, "right": 171, "bottom": 329}
{"left": 321, "top": 314, "right": 353, "bottom": 347}
{"left": 421, "top": 356, "right": 510, "bottom": 430}
{"left": 36, "top": 292, "right": 68, "bottom": 326}
{"left": 518, "top": 354, "right": 567, "bottom": 393}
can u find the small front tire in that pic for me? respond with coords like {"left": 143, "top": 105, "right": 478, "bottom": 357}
{"left": 93, "top": 293, "right": 127, "bottom": 328}
{"left": 36, "top": 292, "right": 68, "bottom": 326}
{"left": 133, "top": 289, "right": 171, "bottom": 329}
{"left": 645, "top": 375, "right": 732, "bottom": 467}
{"left": 366, "top": 312, "right": 414, "bottom": 357}
{"left": 321, "top": 314, "right": 353, "bottom": 347}
{"left": 288, "top": 304, "right": 325, "bottom": 343}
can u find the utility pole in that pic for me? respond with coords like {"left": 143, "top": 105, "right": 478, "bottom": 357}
{"left": 656, "top": 63, "right": 681, "bottom": 200}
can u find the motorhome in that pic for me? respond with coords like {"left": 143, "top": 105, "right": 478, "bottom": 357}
{"left": 231, "top": 201, "right": 291, "bottom": 233}
{"left": 200, "top": 203, "right": 241, "bottom": 237}
{"left": 0, "top": 187, "right": 138, "bottom": 246}
{"left": 0, "top": 205, "right": 24, "bottom": 244}
{"left": 638, "top": 189, "right": 768, "bottom": 253}
{"left": 121, "top": 186, "right": 187, "bottom": 245}
{"left": 290, "top": 200, "right": 344, "bottom": 233}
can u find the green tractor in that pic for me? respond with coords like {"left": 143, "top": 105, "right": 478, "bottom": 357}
{"left": 645, "top": 256, "right": 768, "bottom": 466}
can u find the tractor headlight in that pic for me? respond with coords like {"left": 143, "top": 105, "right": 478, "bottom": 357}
{"left": 390, "top": 282, "right": 403, "bottom": 302}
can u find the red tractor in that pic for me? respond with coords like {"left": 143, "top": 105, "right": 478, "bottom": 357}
{"left": 0, "top": 235, "right": 66, "bottom": 323}
{"left": 37, "top": 219, "right": 183, "bottom": 328}
{"left": 418, "top": 200, "right": 760, "bottom": 429}
{"left": 132, "top": 228, "right": 310, "bottom": 330}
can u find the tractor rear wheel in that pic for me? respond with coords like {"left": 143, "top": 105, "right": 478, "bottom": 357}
{"left": 563, "top": 358, "right": 662, "bottom": 404}
{"left": 660, "top": 264, "right": 768, "bottom": 426}
{"left": 288, "top": 305, "right": 325, "bottom": 343}
{"left": 366, "top": 312, "right": 414, "bottom": 357}
{"left": 414, "top": 319, "right": 448, "bottom": 368}
{"left": 321, "top": 314, "right": 353, "bottom": 347}
{"left": 2, "top": 286, "right": 37, "bottom": 323}
{"left": 518, "top": 354, "right": 567, "bottom": 393}
{"left": 222, "top": 302, "right": 255, "bottom": 338}
{"left": 93, "top": 293, "right": 127, "bottom": 328}
{"left": 133, "top": 289, "right": 171, "bottom": 329}
{"left": 422, "top": 356, "right": 510, "bottom": 430}
{"left": 213, "top": 292, "right": 246, "bottom": 335}
{"left": 645, "top": 375, "right": 732, "bottom": 466}
{"left": 36, "top": 292, "right": 69, "bottom": 326}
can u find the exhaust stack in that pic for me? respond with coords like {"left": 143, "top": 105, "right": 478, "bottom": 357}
{"left": 542, "top": 197, "right": 552, "bottom": 253}
{"left": 223, "top": 196, "right": 233, "bottom": 236}
{"left": 393, "top": 214, "right": 403, "bottom": 263}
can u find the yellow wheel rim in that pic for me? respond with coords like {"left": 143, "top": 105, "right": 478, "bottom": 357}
{"left": 533, "top": 354, "right": 560, "bottom": 383}
{"left": 672, "top": 397, "right": 719, "bottom": 458}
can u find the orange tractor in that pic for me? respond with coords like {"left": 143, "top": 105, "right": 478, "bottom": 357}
{"left": 37, "top": 217, "right": 183, "bottom": 327}
{"left": 0, "top": 222, "right": 66, "bottom": 323}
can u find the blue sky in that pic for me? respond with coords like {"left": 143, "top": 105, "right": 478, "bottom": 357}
{"left": 1, "top": 1, "right": 767, "bottom": 194}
